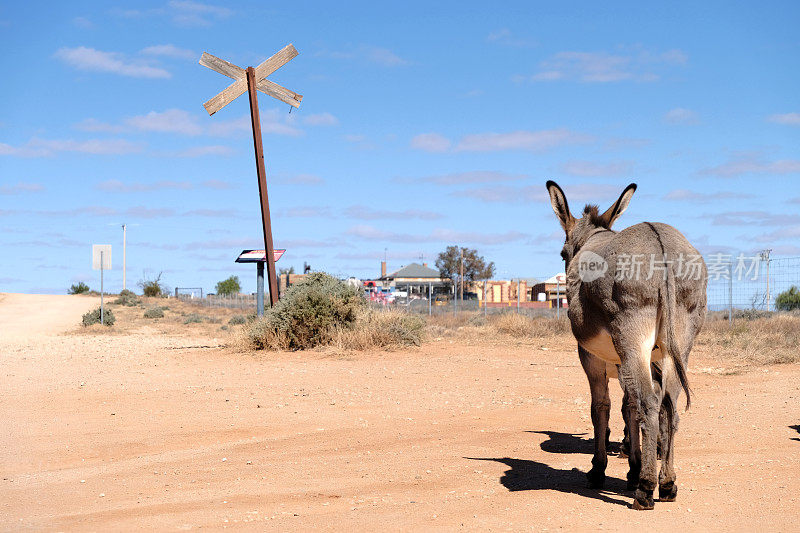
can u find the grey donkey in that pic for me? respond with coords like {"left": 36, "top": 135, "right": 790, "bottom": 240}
{"left": 545, "top": 181, "right": 707, "bottom": 510}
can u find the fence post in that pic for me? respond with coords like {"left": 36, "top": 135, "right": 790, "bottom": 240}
{"left": 728, "top": 262, "right": 733, "bottom": 326}
{"left": 517, "top": 279, "right": 520, "bottom": 314}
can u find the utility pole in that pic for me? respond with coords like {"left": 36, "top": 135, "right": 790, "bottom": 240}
{"left": 121, "top": 224, "right": 127, "bottom": 291}
{"left": 761, "top": 249, "right": 772, "bottom": 310}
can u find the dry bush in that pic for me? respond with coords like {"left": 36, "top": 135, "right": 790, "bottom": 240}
{"left": 697, "top": 314, "right": 800, "bottom": 365}
{"left": 240, "top": 308, "right": 425, "bottom": 352}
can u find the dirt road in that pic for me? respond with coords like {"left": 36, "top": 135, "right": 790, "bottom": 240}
{"left": 2, "top": 294, "right": 798, "bottom": 531}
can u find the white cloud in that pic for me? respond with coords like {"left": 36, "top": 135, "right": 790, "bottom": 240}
{"left": 0, "top": 182, "right": 44, "bottom": 195}
{"left": 55, "top": 47, "right": 170, "bottom": 78}
{"left": 303, "top": 112, "right": 339, "bottom": 126}
{"left": 664, "top": 107, "right": 700, "bottom": 125}
{"left": 74, "top": 118, "right": 125, "bottom": 133}
{"left": 72, "top": 16, "right": 92, "bottom": 28}
{"left": 126, "top": 109, "right": 202, "bottom": 135}
{"left": 96, "top": 179, "right": 192, "bottom": 192}
{"left": 560, "top": 160, "right": 634, "bottom": 177}
{"left": 167, "top": 0, "right": 232, "bottom": 26}
{"left": 410, "top": 133, "right": 451, "bottom": 153}
{"left": 140, "top": 44, "right": 196, "bottom": 60}
{"left": 455, "top": 129, "right": 591, "bottom": 152}
{"left": 400, "top": 171, "right": 528, "bottom": 185}
{"left": 700, "top": 154, "right": 800, "bottom": 177}
{"left": 172, "top": 145, "right": 234, "bottom": 157}
{"left": 516, "top": 47, "right": 687, "bottom": 83}
{"left": 452, "top": 183, "right": 620, "bottom": 204}
{"left": 663, "top": 189, "right": 754, "bottom": 202}
{"left": 0, "top": 138, "right": 142, "bottom": 157}
{"left": 346, "top": 225, "right": 528, "bottom": 245}
{"left": 283, "top": 173, "right": 325, "bottom": 186}
{"left": 487, "top": 28, "right": 536, "bottom": 47}
{"left": 317, "top": 45, "right": 410, "bottom": 67}
{"left": 343, "top": 205, "right": 444, "bottom": 220}
{"left": 767, "top": 112, "right": 800, "bottom": 125}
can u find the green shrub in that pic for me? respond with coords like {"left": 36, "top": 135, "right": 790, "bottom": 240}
{"left": 114, "top": 289, "right": 141, "bottom": 306}
{"left": 216, "top": 275, "right": 241, "bottom": 296}
{"left": 228, "top": 315, "right": 247, "bottom": 325}
{"left": 69, "top": 282, "right": 90, "bottom": 295}
{"left": 246, "top": 272, "right": 365, "bottom": 350}
{"left": 139, "top": 272, "right": 168, "bottom": 297}
{"left": 775, "top": 286, "right": 800, "bottom": 311}
{"left": 143, "top": 306, "right": 165, "bottom": 319}
{"left": 184, "top": 313, "right": 204, "bottom": 324}
{"left": 82, "top": 307, "right": 115, "bottom": 326}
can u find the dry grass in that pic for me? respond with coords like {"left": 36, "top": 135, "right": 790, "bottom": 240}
{"left": 697, "top": 314, "right": 800, "bottom": 366}
{"left": 426, "top": 311, "right": 571, "bottom": 342}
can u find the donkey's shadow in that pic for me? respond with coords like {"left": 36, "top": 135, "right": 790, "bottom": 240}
{"left": 790, "top": 424, "right": 800, "bottom": 442}
{"left": 466, "top": 431, "right": 629, "bottom": 507}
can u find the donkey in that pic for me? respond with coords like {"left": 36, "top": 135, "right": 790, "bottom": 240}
{"left": 545, "top": 181, "right": 707, "bottom": 510}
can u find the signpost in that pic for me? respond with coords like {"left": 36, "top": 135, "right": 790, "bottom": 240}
{"left": 199, "top": 44, "right": 302, "bottom": 307}
{"left": 92, "top": 244, "right": 112, "bottom": 325}
{"left": 235, "top": 249, "right": 286, "bottom": 316}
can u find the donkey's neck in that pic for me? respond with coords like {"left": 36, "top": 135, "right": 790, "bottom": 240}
{"left": 576, "top": 227, "right": 616, "bottom": 253}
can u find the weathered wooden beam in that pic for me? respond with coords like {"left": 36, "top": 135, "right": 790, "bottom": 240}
{"left": 199, "top": 52, "right": 245, "bottom": 80}
{"left": 257, "top": 79, "right": 303, "bottom": 108}
{"left": 201, "top": 44, "right": 299, "bottom": 116}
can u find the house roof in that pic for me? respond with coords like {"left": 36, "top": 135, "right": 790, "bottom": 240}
{"left": 383, "top": 262, "right": 441, "bottom": 280}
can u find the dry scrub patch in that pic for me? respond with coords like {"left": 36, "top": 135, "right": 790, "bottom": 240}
{"left": 427, "top": 311, "right": 571, "bottom": 345}
{"left": 696, "top": 313, "right": 800, "bottom": 366}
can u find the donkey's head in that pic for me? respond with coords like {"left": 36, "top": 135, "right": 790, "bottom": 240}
{"left": 545, "top": 181, "right": 637, "bottom": 267}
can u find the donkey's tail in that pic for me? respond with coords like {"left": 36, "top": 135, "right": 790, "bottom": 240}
{"left": 662, "top": 266, "right": 691, "bottom": 410}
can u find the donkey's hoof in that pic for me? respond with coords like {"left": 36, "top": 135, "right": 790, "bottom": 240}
{"left": 586, "top": 468, "right": 605, "bottom": 489}
{"left": 626, "top": 472, "right": 640, "bottom": 491}
{"left": 632, "top": 488, "right": 655, "bottom": 510}
{"left": 658, "top": 482, "right": 678, "bottom": 502}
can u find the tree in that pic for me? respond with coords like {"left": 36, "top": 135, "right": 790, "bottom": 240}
{"left": 68, "top": 282, "right": 90, "bottom": 294}
{"left": 139, "top": 271, "right": 167, "bottom": 297}
{"left": 216, "top": 275, "right": 241, "bottom": 296}
{"left": 435, "top": 246, "right": 495, "bottom": 294}
{"left": 775, "top": 286, "right": 800, "bottom": 311}
{"left": 279, "top": 266, "right": 295, "bottom": 276}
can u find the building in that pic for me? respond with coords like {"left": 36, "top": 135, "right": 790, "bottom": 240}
{"left": 377, "top": 261, "right": 449, "bottom": 298}
{"left": 530, "top": 273, "right": 568, "bottom": 308}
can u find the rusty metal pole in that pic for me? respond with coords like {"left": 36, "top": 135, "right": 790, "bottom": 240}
{"left": 246, "top": 67, "right": 279, "bottom": 307}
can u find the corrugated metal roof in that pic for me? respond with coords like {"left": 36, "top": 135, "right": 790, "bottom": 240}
{"left": 384, "top": 262, "right": 441, "bottom": 279}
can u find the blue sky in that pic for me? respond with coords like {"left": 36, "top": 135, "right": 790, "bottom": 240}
{"left": 1, "top": 1, "right": 798, "bottom": 295}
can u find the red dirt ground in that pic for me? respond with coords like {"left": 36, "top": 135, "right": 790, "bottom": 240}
{"left": 2, "top": 293, "right": 798, "bottom": 531}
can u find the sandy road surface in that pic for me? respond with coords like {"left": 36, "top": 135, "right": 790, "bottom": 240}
{"left": 0, "top": 293, "right": 100, "bottom": 340}
{"left": 1, "top": 294, "right": 799, "bottom": 531}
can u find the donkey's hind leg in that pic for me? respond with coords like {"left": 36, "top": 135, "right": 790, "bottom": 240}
{"left": 578, "top": 346, "right": 611, "bottom": 489}
{"left": 614, "top": 316, "right": 660, "bottom": 510}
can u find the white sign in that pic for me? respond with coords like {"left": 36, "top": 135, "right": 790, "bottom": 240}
{"left": 92, "top": 245, "right": 112, "bottom": 270}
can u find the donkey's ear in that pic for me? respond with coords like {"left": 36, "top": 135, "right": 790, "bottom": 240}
{"left": 598, "top": 183, "right": 637, "bottom": 228}
{"left": 546, "top": 180, "right": 575, "bottom": 233}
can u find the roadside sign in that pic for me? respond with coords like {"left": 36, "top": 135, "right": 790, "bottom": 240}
{"left": 235, "top": 249, "right": 285, "bottom": 263}
{"left": 92, "top": 245, "right": 112, "bottom": 270}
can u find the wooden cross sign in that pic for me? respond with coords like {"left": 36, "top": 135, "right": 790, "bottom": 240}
{"left": 199, "top": 44, "right": 303, "bottom": 307}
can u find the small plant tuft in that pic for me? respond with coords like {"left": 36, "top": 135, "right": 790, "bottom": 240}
{"left": 114, "top": 289, "right": 141, "bottom": 306}
{"left": 69, "top": 282, "right": 90, "bottom": 295}
{"left": 184, "top": 313, "right": 205, "bottom": 324}
{"left": 228, "top": 315, "right": 247, "bottom": 325}
{"left": 82, "top": 307, "right": 115, "bottom": 326}
{"left": 143, "top": 306, "right": 165, "bottom": 319}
